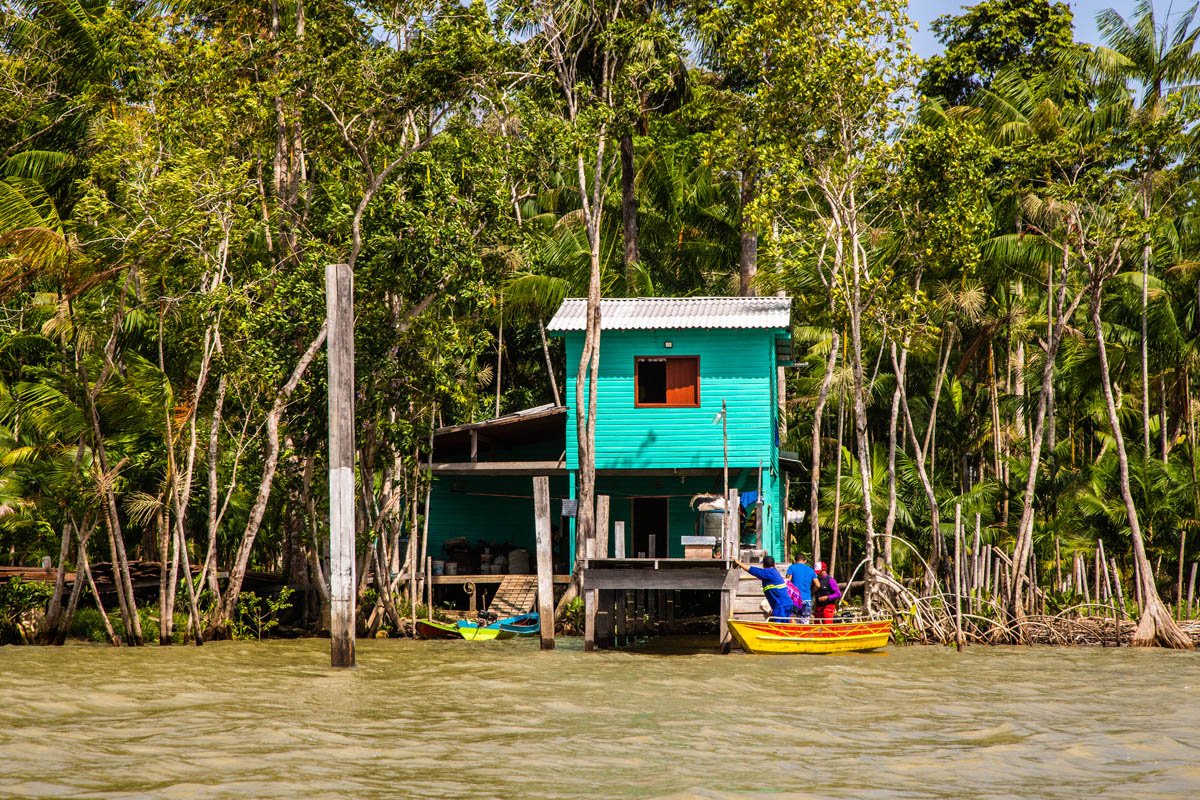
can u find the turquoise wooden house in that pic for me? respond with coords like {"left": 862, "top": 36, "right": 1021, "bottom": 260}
{"left": 424, "top": 296, "right": 794, "bottom": 596}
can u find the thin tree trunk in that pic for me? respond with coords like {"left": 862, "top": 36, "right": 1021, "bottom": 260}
{"left": 809, "top": 331, "right": 840, "bottom": 564}
{"left": 539, "top": 319, "right": 561, "bottom": 407}
{"left": 81, "top": 544, "right": 119, "bottom": 647}
{"left": 1090, "top": 283, "right": 1192, "bottom": 649}
{"left": 37, "top": 520, "right": 73, "bottom": 644}
{"left": 739, "top": 172, "right": 757, "bottom": 296}
{"left": 208, "top": 325, "right": 327, "bottom": 638}
{"left": 620, "top": 131, "right": 638, "bottom": 284}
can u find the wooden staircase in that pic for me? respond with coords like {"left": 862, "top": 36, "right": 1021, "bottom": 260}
{"left": 731, "top": 570, "right": 770, "bottom": 622}
{"left": 487, "top": 575, "right": 539, "bottom": 617}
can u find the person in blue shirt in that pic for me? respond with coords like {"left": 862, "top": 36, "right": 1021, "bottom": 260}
{"left": 734, "top": 555, "right": 796, "bottom": 622}
{"left": 785, "top": 553, "right": 816, "bottom": 624}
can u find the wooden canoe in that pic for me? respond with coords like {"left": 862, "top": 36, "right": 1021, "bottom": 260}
{"left": 416, "top": 619, "right": 515, "bottom": 641}
{"left": 727, "top": 618, "right": 890, "bottom": 654}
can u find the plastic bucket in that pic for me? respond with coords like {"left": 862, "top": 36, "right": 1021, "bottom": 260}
{"left": 431, "top": 560, "right": 445, "bottom": 577}
{"left": 445, "top": 562, "right": 458, "bottom": 576}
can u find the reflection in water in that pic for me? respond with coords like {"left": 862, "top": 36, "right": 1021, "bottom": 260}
{"left": 1, "top": 638, "right": 1198, "bottom": 799}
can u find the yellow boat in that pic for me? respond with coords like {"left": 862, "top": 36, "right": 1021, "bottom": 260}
{"left": 727, "top": 617, "right": 891, "bottom": 654}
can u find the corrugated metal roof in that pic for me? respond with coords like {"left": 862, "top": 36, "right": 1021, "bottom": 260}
{"left": 546, "top": 297, "right": 792, "bottom": 331}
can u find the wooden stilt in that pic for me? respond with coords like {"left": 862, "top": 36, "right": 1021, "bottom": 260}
{"left": 425, "top": 557, "right": 432, "bottom": 620}
{"left": 533, "top": 476, "right": 555, "bottom": 650}
{"left": 584, "top": 583, "right": 596, "bottom": 652}
{"left": 326, "top": 263, "right": 356, "bottom": 669}
{"left": 595, "top": 496, "right": 610, "bottom": 559}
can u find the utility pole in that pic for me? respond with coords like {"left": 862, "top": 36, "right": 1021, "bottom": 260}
{"left": 327, "top": 263, "right": 356, "bottom": 668}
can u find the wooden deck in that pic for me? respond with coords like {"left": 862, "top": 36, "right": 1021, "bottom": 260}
{"left": 581, "top": 558, "right": 743, "bottom": 651}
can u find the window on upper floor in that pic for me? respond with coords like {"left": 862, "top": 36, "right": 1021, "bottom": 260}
{"left": 635, "top": 356, "right": 699, "bottom": 407}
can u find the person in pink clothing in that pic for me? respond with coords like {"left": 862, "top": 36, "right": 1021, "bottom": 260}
{"left": 812, "top": 561, "right": 842, "bottom": 621}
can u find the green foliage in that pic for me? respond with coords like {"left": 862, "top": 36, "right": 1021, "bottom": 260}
{"left": 919, "top": 0, "right": 1082, "bottom": 106}
{"left": 0, "top": 578, "right": 52, "bottom": 644}
{"left": 2, "top": 0, "right": 1200, "bottom": 642}
{"left": 232, "top": 588, "right": 295, "bottom": 641}
{"left": 561, "top": 596, "right": 585, "bottom": 633}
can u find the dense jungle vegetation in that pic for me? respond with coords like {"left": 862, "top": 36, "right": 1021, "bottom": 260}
{"left": 2, "top": 0, "right": 1200, "bottom": 648}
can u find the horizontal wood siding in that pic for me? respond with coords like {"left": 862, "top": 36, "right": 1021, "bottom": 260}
{"left": 428, "top": 475, "right": 569, "bottom": 561}
{"left": 562, "top": 328, "right": 778, "bottom": 471}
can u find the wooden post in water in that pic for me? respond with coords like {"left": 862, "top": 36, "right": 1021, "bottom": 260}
{"left": 953, "top": 504, "right": 963, "bottom": 650}
{"left": 326, "top": 263, "right": 356, "bottom": 668}
{"left": 585, "top": 495, "right": 609, "bottom": 652}
{"left": 532, "top": 476, "right": 555, "bottom": 649}
{"left": 425, "top": 556, "right": 433, "bottom": 621}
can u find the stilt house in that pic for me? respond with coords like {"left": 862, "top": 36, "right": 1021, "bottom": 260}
{"left": 425, "top": 296, "right": 794, "bottom": 609}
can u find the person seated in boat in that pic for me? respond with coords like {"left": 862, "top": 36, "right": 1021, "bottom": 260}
{"left": 733, "top": 555, "right": 796, "bottom": 622}
{"left": 785, "top": 552, "right": 815, "bottom": 624}
{"left": 813, "top": 561, "right": 842, "bottom": 622}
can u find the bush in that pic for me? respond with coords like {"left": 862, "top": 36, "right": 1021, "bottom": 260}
{"left": 232, "top": 587, "right": 295, "bottom": 640}
{"left": 0, "top": 578, "right": 53, "bottom": 644}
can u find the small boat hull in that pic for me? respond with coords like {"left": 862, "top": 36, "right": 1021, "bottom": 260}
{"left": 416, "top": 619, "right": 515, "bottom": 641}
{"left": 457, "top": 612, "right": 540, "bottom": 636}
{"left": 727, "top": 618, "right": 890, "bottom": 654}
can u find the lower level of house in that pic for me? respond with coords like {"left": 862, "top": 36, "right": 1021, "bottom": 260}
{"left": 426, "top": 468, "right": 786, "bottom": 577}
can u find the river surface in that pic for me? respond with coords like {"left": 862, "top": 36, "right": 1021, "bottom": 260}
{"left": 1, "top": 637, "right": 1198, "bottom": 799}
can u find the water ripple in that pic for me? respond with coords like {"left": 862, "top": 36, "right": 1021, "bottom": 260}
{"left": 1, "top": 639, "right": 1198, "bottom": 798}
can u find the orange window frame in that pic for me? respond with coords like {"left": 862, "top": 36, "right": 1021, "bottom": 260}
{"left": 634, "top": 356, "right": 700, "bottom": 408}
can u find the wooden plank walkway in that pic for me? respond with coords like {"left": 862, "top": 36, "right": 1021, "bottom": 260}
{"left": 0, "top": 566, "right": 71, "bottom": 583}
{"left": 488, "top": 574, "right": 539, "bottom": 616}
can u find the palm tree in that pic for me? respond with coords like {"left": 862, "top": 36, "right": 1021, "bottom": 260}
{"left": 1092, "top": 0, "right": 1200, "bottom": 456}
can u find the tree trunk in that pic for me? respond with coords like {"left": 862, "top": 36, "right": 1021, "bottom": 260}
{"left": 620, "top": 131, "right": 638, "bottom": 285}
{"left": 37, "top": 520, "right": 73, "bottom": 644}
{"left": 738, "top": 172, "right": 757, "bottom": 296}
{"left": 1091, "top": 283, "right": 1192, "bottom": 649}
{"left": 809, "top": 330, "right": 840, "bottom": 564}
{"left": 207, "top": 325, "right": 327, "bottom": 638}
{"left": 539, "top": 319, "right": 561, "bottom": 407}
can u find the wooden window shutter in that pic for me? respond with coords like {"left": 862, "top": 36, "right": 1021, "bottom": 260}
{"left": 664, "top": 358, "right": 699, "bottom": 406}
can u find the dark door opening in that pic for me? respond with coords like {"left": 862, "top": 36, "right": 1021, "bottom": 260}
{"left": 631, "top": 497, "right": 669, "bottom": 558}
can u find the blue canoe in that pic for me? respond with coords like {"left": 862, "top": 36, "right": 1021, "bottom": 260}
{"left": 457, "top": 612, "right": 540, "bottom": 636}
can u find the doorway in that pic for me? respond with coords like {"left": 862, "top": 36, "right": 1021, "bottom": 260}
{"left": 631, "top": 497, "right": 669, "bottom": 558}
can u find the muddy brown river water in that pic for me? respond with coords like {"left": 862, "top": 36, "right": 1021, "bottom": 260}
{"left": 1, "top": 637, "right": 1198, "bottom": 799}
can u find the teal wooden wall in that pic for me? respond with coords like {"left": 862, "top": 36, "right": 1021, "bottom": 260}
{"left": 427, "top": 475, "right": 569, "bottom": 562}
{"left": 556, "top": 326, "right": 788, "bottom": 560}
{"left": 587, "top": 474, "right": 783, "bottom": 558}
{"left": 559, "top": 328, "right": 779, "bottom": 470}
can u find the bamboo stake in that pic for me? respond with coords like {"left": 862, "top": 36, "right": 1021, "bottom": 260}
{"left": 1094, "top": 548, "right": 1102, "bottom": 608}
{"left": 425, "top": 556, "right": 433, "bottom": 621}
{"left": 1112, "top": 561, "right": 1127, "bottom": 621}
{"left": 971, "top": 513, "right": 982, "bottom": 614}
{"left": 1177, "top": 531, "right": 1187, "bottom": 621}
{"left": 1055, "top": 537, "right": 1063, "bottom": 593}
{"left": 1188, "top": 562, "right": 1197, "bottom": 620}
{"left": 1100, "top": 541, "right": 1116, "bottom": 646}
